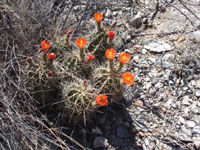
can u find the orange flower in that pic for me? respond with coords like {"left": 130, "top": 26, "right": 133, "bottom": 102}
{"left": 41, "top": 40, "right": 50, "bottom": 52}
{"left": 109, "top": 31, "right": 115, "bottom": 40}
{"left": 105, "top": 49, "right": 116, "bottom": 60}
{"left": 48, "top": 53, "right": 56, "bottom": 61}
{"left": 96, "top": 94, "right": 108, "bottom": 106}
{"left": 95, "top": 13, "right": 103, "bottom": 23}
{"left": 87, "top": 54, "right": 96, "bottom": 62}
{"left": 123, "top": 72, "right": 135, "bottom": 86}
{"left": 119, "top": 52, "right": 130, "bottom": 64}
{"left": 76, "top": 37, "right": 87, "bottom": 48}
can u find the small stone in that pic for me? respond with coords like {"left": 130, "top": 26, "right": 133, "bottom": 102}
{"left": 141, "top": 49, "right": 147, "bottom": 55}
{"left": 165, "top": 99, "right": 173, "bottom": 109}
{"left": 144, "top": 40, "right": 173, "bottom": 53}
{"left": 193, "top": 137, "right": 200, "bottom": 150}
{"left": 192, "top": 30, "right": 200, "bottom": 43}
{"left": 148, "top": 57, "right": 157, "bottom": 64}
{"left": 161, "top": 61, "right": 174, "bottom": 69}
{"left": 162, "top": 53, "right": 175, "bottom": 62}
{"left": 196, "top": 90, "right": 200, "bottom": 97}
{"left": 93, "top": 136, "right": 109, "bottom": 148}
{"left": 182, "top": 95, "right": 191, "bottom": 105}
{"left": 105, "top": 8, "right": 112, "bottom": 18}
{"left": 179, "top": 116, "right": 186, "bottom": 124}
{"left": 135, "top": 100, "right": 144, "bottom": 107}
{"left": 193, "top": 126, "right": 200, "bottom": 136}
{"left": 187, "top": 121, "right": 196, "bottom": 128}
{"left": 129, "top": 12, "right": 142, "bottom": 28}
{"left": 190, "top": 102, "right": 200, "bottom": 114}
{"left": 196, "top": 80, "right": 200, "bottom": 88}
{"left": 143, "top": 82, "right": 152, "bottom": 91}
{"left": 121, "top": 30, "right": 131, "bottom": 42}
{"left": 133, "top": 55, "right": 140, "bottom": 63}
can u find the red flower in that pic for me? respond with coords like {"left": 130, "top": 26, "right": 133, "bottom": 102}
{"left": 87, "top": 54, "right": 96, "bottom": 62}
{"left": 119, "top": 52, "right": 130, "bottom": 64}
{"left": 67, "top": 29, "right": 74, "bottom": 38}
{"left": 48, "top": 53, "right": 56, "bottom": 61}
{"left": 41, "top": 40, "right": 50, "bottom": 52}
{"left": 48, "top": 71, "right": 53, "bottom": 77}
{"left": 95, "top": 13, "right": 103, "bottom": 23}
{"left": 123, "top": 72, "right": 135, "bottom": 86}
{"left": 96, "top": 94, "right": 108, "bottom": 106}
{"left": 109, "top": 31, "right": 115, "bottom": 40}
{"left": 76, "top": 37, "right": 87, "bottom": 48}
{"left": 105, "top": 49, "right": 116, "bottom": 60}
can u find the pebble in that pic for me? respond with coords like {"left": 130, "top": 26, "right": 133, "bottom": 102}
{"left": 133, "top": 55, "right": 140, "bottom": 63}
{"left": 129, "top": 12, "right": 143, "bottom": 28}
{"left": 196, "top": 80, "right": 200, "bottom": 88}
{"left": 144, "top": 40, "right": 173, "bottom": 53}
{"left": 196, "top": 90, "right": 200, "bottom": 97}
{"left": 93, "top": 136, "right": 109, "bottom": 148}
{"left": 187, "top": 121, "right": 196, "bottom": 128}
{"left": 135, "top": 100, "right": 144, "bottom": 107}
{"left": 121, "top": 30, "right": 131, "bottom": 42}
{"left": 105, "top": 8, "right": 112, "bottom": 18}
{"left": 192, "top": 30, "right": 200, "bottom": 43}
{"left": 162, "top": 53, "right": 175, "bottom": 62}
{"left": 141, "top": 49, "right": 147, "bottom": 55}
{"left": 179, "top": 116, "right": 186, "bottom": 125}
{"left": 182, "top": 95, "right": 191, "bottom": 105}
{"left": 148, "top": 57, "right": 157, "bottom": 64}
{"left": 193, "top": 137, "right": 200, "bottom": 150}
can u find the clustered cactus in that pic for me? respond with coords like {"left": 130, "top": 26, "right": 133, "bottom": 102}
{"left": 23, "top": 13, "right": 135, "bottom": 124}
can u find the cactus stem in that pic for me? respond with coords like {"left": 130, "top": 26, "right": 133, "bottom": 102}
{"left": 79, "top": 48, "right": 85, "bottom": 62}
{"left": 117, "top": 62, "right": 124, "bottom": 72}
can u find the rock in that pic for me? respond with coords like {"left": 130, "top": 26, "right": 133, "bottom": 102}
{"left": 187, "top": 121, "right": 196, "bottom": 128}
{"left": 196, "top": 90, "right": 200, "bottom": 97}
{"left": 161, "top": 61, "right": 174, "bottom": 69}
{"left": 162, "top": 54, "right": 175, "bottom": 62}
{"left": 175, "top": 127, "right": 192, "bottom": 142}
{"left": 133, "top": 55, "right": 140, "bottom": 63}
{"left": 129, "top": 12, "right": 143, "bottom": 28}
{"left": 93, "top": 136, "right": 109, "bottom": 148}
{"left": 196, "top": 80, "right": 200, "bottom": 88}
{"left": 190, "top": 102, "right": 200, "bottom": 114}
{"left": 194, "top": 115, "right": 200, "bottom": 125}
{"left": 135, "top": 100, "right": 144, "bottom": 107}
{"left": 105, "top": 8, "right": 112, "bottom": 18}
{"left": 193, "top": 126, "right": 200, "bottom": 137}
{"left": 193, "top": 137, "right": 200, "bottom": 150}
{"left": 117, "top": 125, "right": 127, "bottom": 138}
{"left": 148, "top": 57, "right": 156, "bottom": 64}
{"left": 165, "top": 98, "right": 173, "bottom": 109}
{"left": 141, "top": 49, "right": 147, "bottom": 55}
{"left": 192, "top": 30, "right": 200, "bottom": 43}
{"left": 121, "top": 30, "right": 131, "bottom": 42}
{"left": 182, "top": 95, "right": 191, "bottom": 105}
{"left": 143, "top": 82, "right": 152, "bottom": 91}
{"left": 144, "top": 40, "right": 173, "bottom": 53}
{"left": 179, "top": 116, "right": 186, "bottom": 125}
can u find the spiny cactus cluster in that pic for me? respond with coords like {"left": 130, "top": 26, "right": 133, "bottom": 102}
{"left": 23, "top": 13, "right": 135, "bottom": 124}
